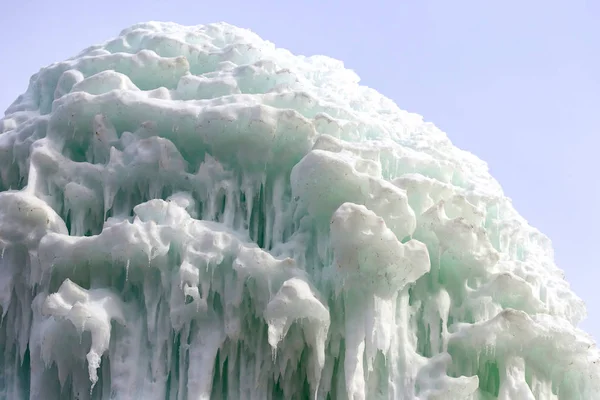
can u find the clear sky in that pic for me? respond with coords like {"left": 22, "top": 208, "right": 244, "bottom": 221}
{"left": 1, "top": 0, "right": 598, "bottom": 339}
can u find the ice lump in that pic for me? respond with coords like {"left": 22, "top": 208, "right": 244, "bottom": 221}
{"left": 0, "top": 21, "right": 598, "bottom": 400}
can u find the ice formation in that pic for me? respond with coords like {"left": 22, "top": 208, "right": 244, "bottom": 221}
{"left": 0, "top": 21, "right": 598, "bottom": 400}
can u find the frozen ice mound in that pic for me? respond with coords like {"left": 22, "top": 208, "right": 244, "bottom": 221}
{"left": 0, "top": 21, "right": 598, "bottom": 400}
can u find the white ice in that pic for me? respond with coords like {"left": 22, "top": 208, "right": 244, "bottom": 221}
{"left": 0, "top": 21, "right": 598, "bottom": 400}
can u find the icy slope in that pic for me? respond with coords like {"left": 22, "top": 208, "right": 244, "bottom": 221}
{"left": 0, "top": 21, "right": 598, "bottom": 400}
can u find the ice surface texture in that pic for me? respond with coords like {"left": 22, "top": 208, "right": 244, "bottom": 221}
{"left": 0, "top": 21, "right": 598, "bottom": 400}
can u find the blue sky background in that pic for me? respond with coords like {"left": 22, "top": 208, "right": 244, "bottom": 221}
{"left": 1, "top": 1, "right": 598, "bottom": 340}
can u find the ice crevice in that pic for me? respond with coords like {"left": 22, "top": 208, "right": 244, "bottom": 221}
{"left": 0, "top": 21, "right": 598, "bottom": 399}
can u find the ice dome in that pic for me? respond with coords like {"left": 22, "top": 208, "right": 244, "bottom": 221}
{"left": 0, "top": 21, "right": 598, "bottom": 400}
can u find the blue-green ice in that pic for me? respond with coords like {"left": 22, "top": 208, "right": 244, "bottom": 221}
{"left": 0, "top": 22, "right": 598, "bottom": 400}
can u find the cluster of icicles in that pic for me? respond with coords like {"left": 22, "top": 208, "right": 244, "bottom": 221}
{"left": 0, "top": 21, "right": 597, "bottom": 400}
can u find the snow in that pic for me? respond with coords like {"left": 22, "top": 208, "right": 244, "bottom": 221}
{"left": 0, "top": 21, "right": 598, "bottom": 399}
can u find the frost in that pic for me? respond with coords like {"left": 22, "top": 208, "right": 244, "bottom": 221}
{"left": 0, "top": 21, "right": 598, "bottom": 400}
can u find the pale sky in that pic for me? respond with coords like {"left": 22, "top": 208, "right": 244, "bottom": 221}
{"left": 1, "top": 0, "right": 598, "bottom": 340}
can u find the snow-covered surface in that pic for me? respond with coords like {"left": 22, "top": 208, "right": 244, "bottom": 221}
{"left": 0, "top": 21, "right": 598, "bottom": 399}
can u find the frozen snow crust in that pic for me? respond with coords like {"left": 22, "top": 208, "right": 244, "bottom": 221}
{"left": 0, "top": 21, "right": 598, "bottom": 400}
